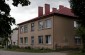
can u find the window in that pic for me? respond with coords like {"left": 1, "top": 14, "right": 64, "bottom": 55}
{"left": 20, "top": 37, "right": 23, "bottom": 44}
{"left": 38, "top": 36, "right": 43, "bottom": 44}
{"left": 38, "top": 21, "right": 44, "bottom": 30}
{"left": 45, "top": 35, "right": 51, "bottom": 44}
{"left": 75, "top": 36, "right": 81, "bottom": 45}
{"left": 31, "top": 23, "right": 34, "bottom": 31}
{"left": 74, "top": 21, "right": 78, "bottom": 28}
{"left": 45, "top": 19, "right": 52, "bottom": 28}
{"left": 20, "top": 26, "right": 24, "bottom": 33}
{"left": 31, "top": 36, "right": 34, "bottom": 45}
{"left": 24, "top": 37, "right": 28, "bottom": 44}
{"left": 24, "top": 25, "right": 28, "bottom": 33}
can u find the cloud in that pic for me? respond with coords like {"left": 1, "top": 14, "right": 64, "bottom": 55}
{"left": 7, "top": 0, "right": 70, "bottom": 29}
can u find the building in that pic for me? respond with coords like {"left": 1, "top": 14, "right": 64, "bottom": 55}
{"left": 11, "top": 28, "right": 18, "bottom": 45}
{"left": 17, "top": 4, "right": 82, "bottom": 49}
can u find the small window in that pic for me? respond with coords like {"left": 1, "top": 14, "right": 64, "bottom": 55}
{"left": 20, "top": 37, "right": 23, "bottom": 44}
{"left": 38, "top": 21, "right": 44, "bottom": 30}
{"left": 74, "top": 21, "right": 78, "bottom": 28}
{"left": 38, "top": 36, "right": 43, "bottom": 44}
{"left": 31, "top": 23, "right": 34, "bottom": 31}
{"left": 24, "top": 37, "right": 28, "bottom": 44}
{"left": 24, "top": 25, "right": 28, "bottom": 33}
{"left": 45, "top": 19, "right": 52, "bottom": 28}
{"left": 75, "top": 36, "right": 81, "bottom": 45}
{"left": 20, "top": 26, "right": 24, "bottom": 33}
{"left": 45, "top": 35, "right": 51, "bottom": 44}
{"left": 31, "top": 36, "right": 34, "bottom": 45}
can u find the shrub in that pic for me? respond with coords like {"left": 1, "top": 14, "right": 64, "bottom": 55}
{"left": 25, "top": 46, "right": 32, "bottom": 49}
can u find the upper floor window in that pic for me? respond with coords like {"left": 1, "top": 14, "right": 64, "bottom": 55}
{"left": 24, "top": 37, "right": 28, "bottom": 44}
{"left": 20, "top": 26, "right": 24, "bottom": 33}
{"left": 24, "top": 25, "right": 28, "bottom": 33}
{"left": 74, "top": 21, "right": 78, "bottom": 28}
{"left": 45, "top": 35, "right": 51, "bottom": 44}
{"left": 45, "top": 19, "right": 52, "bottom": 28}
{"left": 31, "top": 23, "right": 34, "bottom": 31}
{"left": 38, "top": 21, "right": 44, "bottom": 30}
{"left": 38, "top": 35, "right": 43, "bottom": 44}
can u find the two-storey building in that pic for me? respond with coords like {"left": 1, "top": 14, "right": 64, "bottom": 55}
{"left": 18, "top": 4, "right": 81, "bottom": 49}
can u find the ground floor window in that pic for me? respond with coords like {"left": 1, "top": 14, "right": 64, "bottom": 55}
{"left": 31, "top": 36, "right": 34, "bottom": 45}
{"left": 24, "top": 37, "right": 28, "bottom": 44}
{"left": 75, "top": 36, "right": 81, "bottom": 45}
{"left": 45, "top": 35, "right": 51, "bottom": 44}
{"left": 20, "top": 37, "right": 23, "bottom": 44}
{"left": 38, "top": 36, "right": 43, "bottom": 44}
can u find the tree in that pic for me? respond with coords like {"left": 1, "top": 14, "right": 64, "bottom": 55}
{"left": 70, "top": 0, "right": 85, "bottom": 52}
{"left": 0, "top": 0, "right": 30, "bottom": 47}
{"left": 70, "top": 0, "right": 85, "bottom": 26}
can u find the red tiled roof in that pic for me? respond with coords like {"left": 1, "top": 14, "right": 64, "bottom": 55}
{"left": 17, "top": 5, "right": 77, "bottom": 25}
{"left": 58, "top": 5, "right": 75, "bottom": 17}
{"left": 17, "top": 12, "right": 77, "bottom": 25}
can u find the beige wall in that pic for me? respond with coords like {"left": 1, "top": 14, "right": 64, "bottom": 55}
{"left": 18, "top": 16, "right": 54, "bottom": 49}
{"left": 11, "top": 30, "right": 18, "bottom": 45}
{"left": 18, "top": 15, "right": 81, "bottom": 49}
{"left": 53, "top": 15, "right": 76, "bottom": 48}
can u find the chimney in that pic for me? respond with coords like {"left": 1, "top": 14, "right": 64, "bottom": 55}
{"left": 45, "top": 4, "right": 50, "bottom": 15}
{"left": 52, "top": 8, "right": 57, "bottom": 13}
{"left": 58, "top": 5, "right": 64, "bottom": 14}
{"left": 59, "top": 5, "right": 64, "bottom": 10}
{"left": 38, "top": 6, "right": 43, "bottom": 17}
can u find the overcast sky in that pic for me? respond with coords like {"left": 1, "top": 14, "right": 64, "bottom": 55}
{"left": 6, "top": 0, "right": 70, "bottom": 29}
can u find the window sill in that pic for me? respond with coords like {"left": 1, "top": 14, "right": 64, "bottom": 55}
{"left": 38, "top": 28, "right": 52, "bottom": 31}
{"left": 38, "top": 43, "right": 43, "bottom": 45}
{"left": 19, "top": 43, "right": 23, "bottom": 45}
{"left": 24, "top": 43, "right": 28, "bottom": 45}
{"left": 46, "top": 43, "right": 52, "bottom": 45}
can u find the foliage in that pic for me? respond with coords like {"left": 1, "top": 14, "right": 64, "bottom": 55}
{"left": 70, "top": 0, "right": 85, "bottom": 27}
{"left": 69, "top": 0, "right": 85, "bottom": 52}
{"left": 4, "top": 46, "right": 54, "bottom": 52}
{"left": 76, "top": 26, "right": 85, "bottom": 36}
{"left": 70, "top": 0, "right": 85, "bottom": 16}
{"left": 0, "top": 0, "right": 30, "bottom": 47}
{"left": 68, "top": 51, "right": 85, "bottom": 55}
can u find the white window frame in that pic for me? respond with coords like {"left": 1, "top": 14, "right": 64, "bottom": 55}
{"left": 24, "top": 37, "right": 28, "bottom": 44}
{"left": 45, "top": 19, "right": 52, "bottom": 28}
{"left": 38, "top": 21, "right": 44, "bottom": 30}
{"left": 75, "top": 36, "right": 81, "bottom": 45}
{"left": 38, "top": 36, "right": 43, "bottom": 44}
{"left": 31, "top": 23, "right": 34, "bottom": 31}
{"left": 24, "top": 24, "right": 28, "bottom": 33}
{"left": 31, "top": 36, "right": 34, "bottom": 45}
{"left": 20, "top": 26, "right": 24, "bottom": 33}
{"left": 74, "top": 21, "right": 78, "bottom": 28}
{"left": 45, "top": 35, "right": 52, "bottom": 44}
{"left": 20, "top": 37, "right": 23, "bottom": 44}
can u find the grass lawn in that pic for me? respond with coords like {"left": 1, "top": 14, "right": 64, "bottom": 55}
{"left": 3, "top": 48, "right": 55, "bottom": 53}
{"left": 0, "top": 46, "right": 82, "bottom": 53}
{"left": 68, "top": 51, "right": 85, "bottom": 55}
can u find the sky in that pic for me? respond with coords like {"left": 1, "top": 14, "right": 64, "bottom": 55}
{"left": 6, "top": 0, "right": 70, "bottom": 29}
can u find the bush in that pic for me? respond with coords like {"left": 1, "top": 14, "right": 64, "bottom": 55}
{"left": 8, "top": 44, "right": 12, "bottom": 49}
{"left": 0, "top": 45, "right": 4, "bottom": 48}
{"left": 55, "top": 47, "right": 80, "bottom": 52}
{"left": 25, "top": 46, "right": 32, "bottom": 49}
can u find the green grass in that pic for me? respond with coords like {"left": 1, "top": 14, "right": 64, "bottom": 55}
{"left": 4, "top": 48, "right": 55, "bottom": 53}
{"left": 68, "top": 51, "right": 85, "bottom": 55}
{"left": 0, "top": 46, "right": 82, "bottom": 53}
